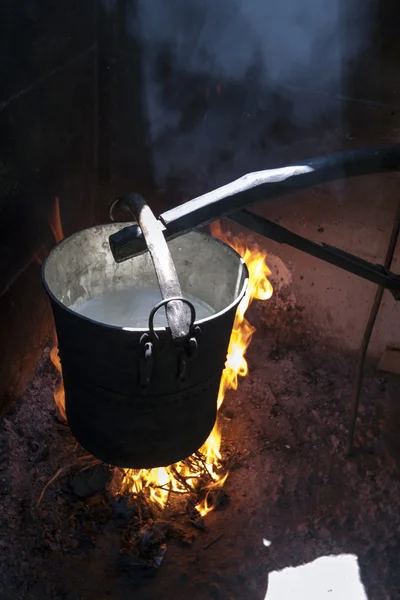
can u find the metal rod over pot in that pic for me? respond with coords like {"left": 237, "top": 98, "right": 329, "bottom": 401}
{"left": 109, "top": 145, "right": 400, "bottom": 298}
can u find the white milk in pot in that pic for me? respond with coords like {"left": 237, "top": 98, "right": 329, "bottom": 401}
{"left": 73, "top": 285, "right": 215, "bottom": 328}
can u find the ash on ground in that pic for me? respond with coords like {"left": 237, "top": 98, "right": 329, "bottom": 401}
{"left": 1, "top": 319, "right": 400, "bottom": 600}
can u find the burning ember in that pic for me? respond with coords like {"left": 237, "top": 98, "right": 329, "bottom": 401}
{"left": 48, "top": 204, "right": 273, "bottom": 517}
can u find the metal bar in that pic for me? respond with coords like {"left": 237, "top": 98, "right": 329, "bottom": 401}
{"left": 160, "top": 145, "right": 400, "bottom": 234}
{"left": 347, "top": 199, "right": 400, "bottom": 456}
{"left": 228, "top": 210, "right": 400, "bottom": 298}
{"left": 109, "top": 145, "right": 400, "bottom": 263}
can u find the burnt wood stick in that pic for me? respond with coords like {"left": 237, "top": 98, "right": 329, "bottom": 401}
{"left": 109, "top": 145, "right": 400, "bottom": 262}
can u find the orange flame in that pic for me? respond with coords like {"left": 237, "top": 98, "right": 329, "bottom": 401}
{"left": 34, "top": 197, "right": 63, "bottom": 265}
{"left": 122, "top": 220, "right": 273, "bottom": 516}
{"left": 194, "top": 220, "right": 273, "bottom": 515}
{"left": 50, "top": 345, "right": 66, "bottom": 421}
{"left": 50, "top": 197, "right": 64, "bottom": 243}
{"left": 48, "top": 197, "right": 67, "bottom": 421}
{"left": 33, "top": 247, "right": 47, "bottom": 265}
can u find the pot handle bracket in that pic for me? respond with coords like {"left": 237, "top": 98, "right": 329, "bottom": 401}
{"left": 148, "top": 297, "right": 201, "bottom": 385}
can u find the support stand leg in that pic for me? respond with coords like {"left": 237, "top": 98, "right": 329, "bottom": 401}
{"left": 347, "top": 200, "right": 400, "bottom": 456}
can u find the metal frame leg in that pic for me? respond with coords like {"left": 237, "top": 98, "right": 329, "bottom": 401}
{"left": 347, "top": 199, "right": 400, "bottom": 456}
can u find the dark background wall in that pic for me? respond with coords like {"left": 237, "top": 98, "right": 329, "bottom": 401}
{"left": 96, "top": 0, "right": 155, "bottom": 214}
{"left": 0, "top": 1, "right": 98, "bottom": 411}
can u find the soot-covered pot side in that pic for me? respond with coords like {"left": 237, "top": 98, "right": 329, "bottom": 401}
{"left": 43, "top": 224, "right": 248, "bottom": 469}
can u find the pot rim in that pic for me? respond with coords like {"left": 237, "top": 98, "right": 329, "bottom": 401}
{"left": 42, "top": 224, "right": 249, "bottom": 334}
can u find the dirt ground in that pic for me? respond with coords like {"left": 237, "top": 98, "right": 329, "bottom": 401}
{"left": 1, "top": 301, "right": 400, "bottom": 600}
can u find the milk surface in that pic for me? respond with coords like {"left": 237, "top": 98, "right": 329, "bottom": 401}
{"left": 73, "top": 285, "right": 214, "bottom": 328}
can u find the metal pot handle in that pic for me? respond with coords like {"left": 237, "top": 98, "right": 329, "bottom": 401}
{"left": 110, "top": 193, "right": 193, "bottom": 341}
{"left": 148, "top": 297, "right": 196, "bottom": 339}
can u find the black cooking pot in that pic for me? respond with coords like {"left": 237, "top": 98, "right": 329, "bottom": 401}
{"left": 42, "top": 199, "right": 248, "bottom": 469}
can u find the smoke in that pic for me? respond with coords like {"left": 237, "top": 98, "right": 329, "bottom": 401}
{"left": 126, "top": 0, "right": 376, "bottom": 192}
